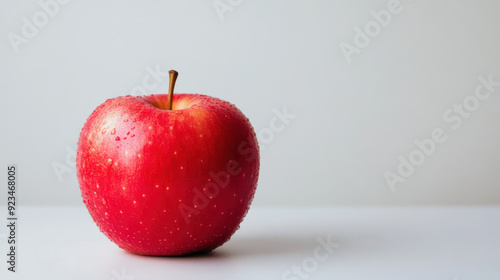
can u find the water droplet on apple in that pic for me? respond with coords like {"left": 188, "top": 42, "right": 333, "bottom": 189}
{"left": 131, "top": 134, "right": 135, "bottom": 137}
{"left": 124, "top": 119, "right": 129, "bottom": 122}
{"left": 110, "top": 128, "right": 116, "bottom": 135}
{"left": 127, "top": 131, "right": 130, "bottom": 135}
{"left": 115, "top": 137, "right": 120, "bottom": 141}
{"left": 131, "top": 126, "right": 135, "bottom": 130}
{"left": 101, "top": 128, "right": 107, "bottom": 134}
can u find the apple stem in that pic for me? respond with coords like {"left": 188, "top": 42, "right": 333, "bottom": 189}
{"left": 167, "top": 70, "right": 179, "bottom": 110}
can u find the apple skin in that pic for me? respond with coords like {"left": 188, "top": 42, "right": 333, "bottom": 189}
{"left": 76, "top": 94, "right": 259, "bottom": 256}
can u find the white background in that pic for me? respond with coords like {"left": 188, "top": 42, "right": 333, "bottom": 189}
{"left": 1, "top": 0, "right": 500, "bottom": 207}
{"left": 1, "top": 1, "right": 500, "bottom": 280}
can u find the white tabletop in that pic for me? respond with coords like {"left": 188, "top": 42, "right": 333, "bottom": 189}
{"left": 1, "top": 206, "right": 499, "bottom": 280}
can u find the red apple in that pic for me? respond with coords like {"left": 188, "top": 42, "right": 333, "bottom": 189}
{"left": 76, "top": 71, "right": 259, "bottom": 255}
